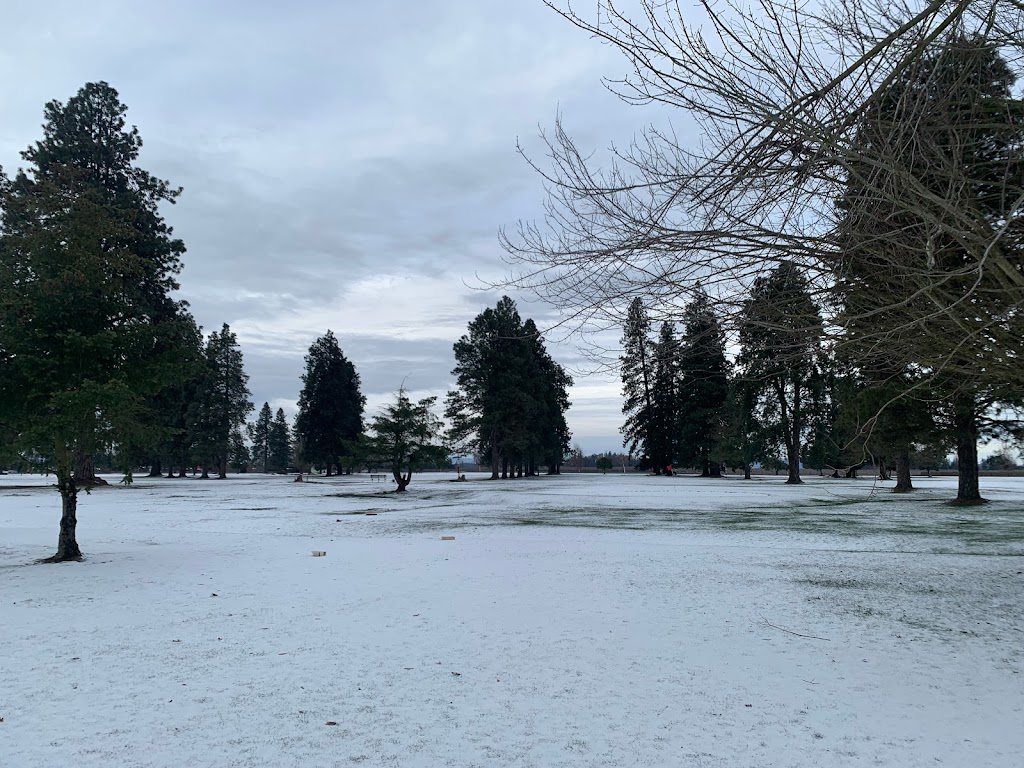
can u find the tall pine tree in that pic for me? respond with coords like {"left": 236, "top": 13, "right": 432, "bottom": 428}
{"left": 189, "top": 324, "right": 252, "bottom": 479}
{"left": 738, "top": 262, "right": 823, "bottom": 485}
{"left": 0, "top": 82, "right": 193, "bottom": 560}
{"left": 676, "top": 291, "right": 730, "bottom": 476}
{"left": 619, "top": 297, "right": 656, "bottom": 470}
{"left": 294, "top": 331, "right": 364, "bottom": 476}
{"left": 268, "top": 408, "right": 292, "bottom": 472}
{"left": 248, "top": 402, "right": 273, "bottom": 472}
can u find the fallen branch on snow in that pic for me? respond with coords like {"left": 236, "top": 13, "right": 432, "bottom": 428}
{"left": 760, "top": 615, "right": 831, "bottom": 641}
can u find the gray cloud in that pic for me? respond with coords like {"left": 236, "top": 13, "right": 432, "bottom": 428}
{"left": 0, "top": 0, "right": 658, "bottom": 453}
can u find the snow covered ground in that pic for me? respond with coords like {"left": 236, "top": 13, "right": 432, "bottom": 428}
{"left": 2, "top": 471, "right": 1022, "bottom": 767}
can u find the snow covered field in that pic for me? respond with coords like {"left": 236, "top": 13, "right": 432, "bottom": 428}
{"left": 2, "top": 472, "right": 1022, "bottom": 768}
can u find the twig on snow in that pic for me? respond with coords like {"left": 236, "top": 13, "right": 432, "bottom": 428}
{"left": 760, "top": 615, "right": 831, "bottom": 641}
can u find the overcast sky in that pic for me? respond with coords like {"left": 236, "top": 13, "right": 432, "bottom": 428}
{"left": 0, "top": 0, "right": 671, "bottom": 453}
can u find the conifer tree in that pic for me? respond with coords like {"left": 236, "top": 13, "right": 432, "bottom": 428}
{"left": 738, "top": 262, "right": 823, "bottom": 484}
{"left": 248, "top": 402, "right": 273, "bottom": 472}
{"left": 367, "top": 389, "right": 447, "bottom": 491}
{"left": 676, "top": 292, "right": 730, "bottom": 476}
{"left": 619, "top": 297, "right": 656, "bottom": 471}
{"left": 295, "top": 331, "right": 364, "bottom": 476}
{"left": 0, "top": 82, "right": 193, "bottom": 560}
{"left": 268, "top": 408, "right": 292, "bottom": 472}
{"left": 649, "top": 322, "right": 679, "bottom": 474}
{"left": 447, "top": 297, "right": 572, "bottom": 479}
{"left": 837, "top": 36, "right": 1024, "bottom": 503}
{"left": 189, "top": 324, "right": 252, "bottom": 479}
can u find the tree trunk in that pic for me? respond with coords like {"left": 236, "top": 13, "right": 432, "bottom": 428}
{"left": 218, "top": 455, "right": 227, "bottom": 479}
{"left": 167, "top": 466, "right": 175, "bottom": 478}
{"left": 743, "top": 463, "right": 751, "bottom": 480}
{"left": 710, "top": 462, "right": 722, "bottom": 478}
{"left": 785, "top": 379, "right": 803, "bottom": 484}
{"left": 700, "top": 456, "right": 710, "bottom": 477}
{"left": 953, "top": 394, "right": 984, "bottom": 504}
{"left": 393, "top": 469, "right": 410, "bottom": 492}
{"left": 893, "top": 451, "right": 913, "bottom": 493}
{"left": 147, "top": 461, "right": 162, "bottom": 478}
{"left": 785, "top": 443, "right": 802, "bottom": 484}
{"left": 877, "top": 457, "right": 891, "bottom": 481}
{"left": 200, "top": 466, "right": 209, "bottom": 479}
{"left": 43, "top": 472, "right": 82, "bottom": 562}
{"left": 489, "top": 437, "right": 500, "bottom": 480}
{"left": 74, "top": 450, "right": 108, "bottom": 487}
{"left": 177, "top": 466, "right": 187, "bottom": 478}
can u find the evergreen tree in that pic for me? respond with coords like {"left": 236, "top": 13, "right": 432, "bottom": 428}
{"left": 836, "top": 36, "right": 1024, "bottom": 502}
{"left": 294, "top": 331, "right": 364, "bottom": 476}
{"left": 447, "top": 297, "right": 533, "bottom": 479}
{"left": 649, "top": 322, "right": 679, "bottom": 474}
{"left": 447, "top": 297, "right": 572, "bottom": 479}
{"left": 719, "top": 380, "right": 760, "bottom": 480}
{"left": 619, "top": 297, "right": 656, "bottom": 470}
{"left": 738, "top": 262, "right": 823, "bottom": 484}
{"left": 248, "top": 402, "right": 273, "bottom": 472}
{"left": 676, "top": 292, "right": 730, "bottom": 476}
{"left": 268, "top": 408, "right": 292, "bottom": 472}
{"left": 0, "top": 82, "right": 192, "bottom": 560}
{"left": 522, "top": 319, "right": 573, "bottom": 475}
{"left": 367, "top": 389, "right": 447, "bottom": 492}
{"left": 189, "top": 324, "right": 252, "bottom": 479}
{"left": 228, "top": 429, "right": 250, "bottom": 473}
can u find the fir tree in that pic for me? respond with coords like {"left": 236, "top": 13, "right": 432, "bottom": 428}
{"left": 248, "top": 402, "right": 273, "bottom": 472}
{"left": 676, "top": 292, "right": 730, "bottom": 476}
{"left": 190, "top": 324, "right": 252, "bottom": 479}
{"left": 649, "top": 322, "right": 679, "bottom": 474}
{"left": 367, "top": 389, "right": 447, "bottom": 492}
{"left": 268, "top": 408, "right": 292, "bottom": 472}
{"left": 738, "top": 262, "right": 823, "bottom": 484}
{"left": 0, "top": 82, "right": 193, "bottom": 560}
{"left": 294, "top": 331, "right": 364, "bottom": 476}
{"left": 619, "top": 297, "right": 656, "bottom": 470}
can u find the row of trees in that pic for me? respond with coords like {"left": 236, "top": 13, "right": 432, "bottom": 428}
{"left": 621, "top": 268, "right": 967, "bottom": 487}
{"left": 502, "top": 3, "right": 1024, "bottom": 503}
{"left": 0, "top": 84, "right": 578, "bottom": 561}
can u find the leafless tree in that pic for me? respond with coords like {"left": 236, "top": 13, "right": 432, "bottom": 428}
{"left": 499, "top": 0, "right": 1024, "bottom": 501}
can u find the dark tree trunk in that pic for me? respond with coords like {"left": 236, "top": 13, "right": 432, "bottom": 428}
{"left": 177, "top": 466, "right": 187, "bottom": 478}
{"left": 167, "top": 466, "right": 175, "bottom": 478}
{"left": 147, "top": 461, "right": 162, "bottom": 478}
{"left": 953, "top": 394, "right": 984, "bottom": 504}
{"left": 218, "top": 455, "right": 227, "bottom": 479}
{"left": 893, "top": 451, "right": 913, "bottom": 493}
{"left": 489, "top": 437, "right": 500, "bottom": 480}
{"left": 501, "top": 458, "right": 508, "bottom": 480}
{"left": 43, "top": 473, "right": 82, "bottom": 562}
{"left": 393, "top": 469, "right": 411, "bottom": 492}
{"left": 877, "top": 457, "right": 891, "bottom": 481}
{"left": 743, "top": 463, "right": 751, "bottom": 480}
{"left": 785, "top": 445, "right": 802, "bottom": 484}
{"left": 784, "top": 379, "right": 803, "bottom": 484}
{"left": 74, "top": 451, "right": 108, "bottom": 487}
{"left": 200, "top": 466, "right": 209, "bottom": 479}
{"left": 709, "top": 461, "right": 722, "bottom": 478}
{"left": 700, "top": 456, "right": 710, "bottom": 477}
